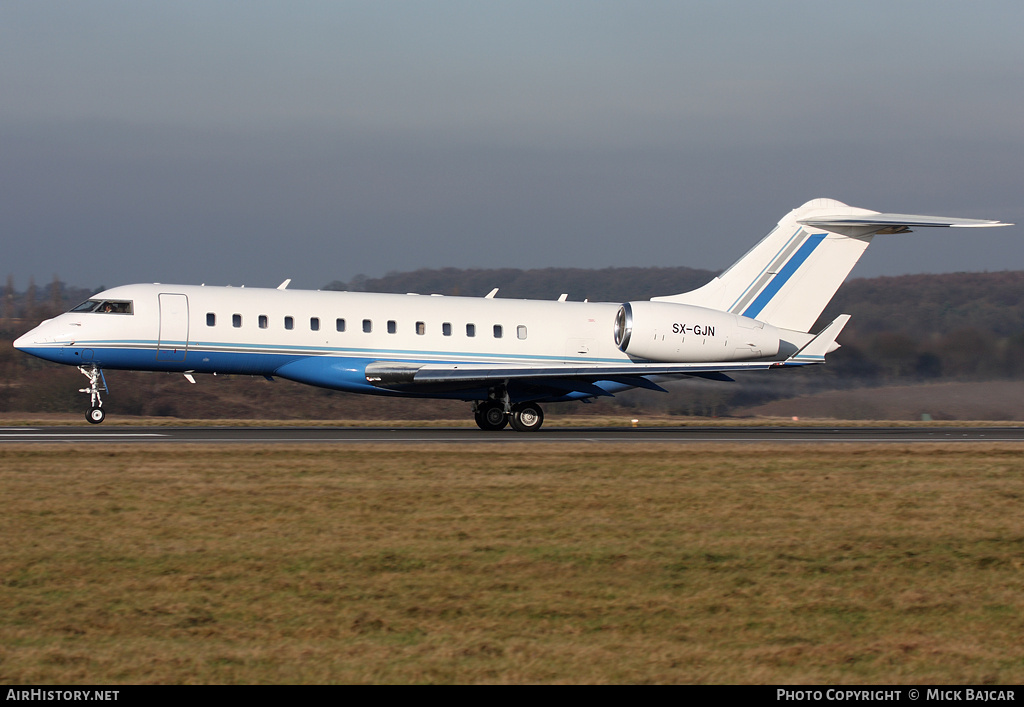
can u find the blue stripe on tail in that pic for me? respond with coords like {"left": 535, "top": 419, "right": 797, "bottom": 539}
{"left": 742, "top": 233, "right": 827, "bottom": 319}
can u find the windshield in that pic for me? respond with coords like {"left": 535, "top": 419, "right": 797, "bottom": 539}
{"left": 69, "top": 299, "right": 134, "bottom": 314}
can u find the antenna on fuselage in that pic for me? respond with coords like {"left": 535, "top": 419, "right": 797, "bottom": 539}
{"left": 278, "top": 279, "right": 292, "bottom": 290}
{"left": 485, "top": 288, "right": 498, "bottom": 299}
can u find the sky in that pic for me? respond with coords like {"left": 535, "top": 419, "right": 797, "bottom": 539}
{"left": 2, "top": 1, "right": 1022, "bottom": 293}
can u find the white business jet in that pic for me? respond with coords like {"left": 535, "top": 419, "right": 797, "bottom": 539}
{"left": 14, "top": 199, "right": 1010, "bottom": 430}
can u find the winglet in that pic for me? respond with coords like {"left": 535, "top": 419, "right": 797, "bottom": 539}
{"left": 782, "top": 314, "right": 851, "bottom": 365}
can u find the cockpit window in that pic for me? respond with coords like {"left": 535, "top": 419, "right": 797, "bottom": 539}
{"left": 70, "top": 299, "right": 133, "bottom": 315}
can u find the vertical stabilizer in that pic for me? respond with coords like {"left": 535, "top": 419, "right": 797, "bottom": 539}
{"left": 653, "top": 199, "right": 1011, "bottom": 333}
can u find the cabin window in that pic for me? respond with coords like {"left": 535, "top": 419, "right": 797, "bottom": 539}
{"left": 285, "top": 316, "right": 294, "bottom": 330}
{"left": 517, "top": 325, "right": 528, "bottom": 340}
{"left": 493, "top": 325, "right": 503, "bottom": 339}
{"left": 387, "top": 320, "right": 397, "bottom": 334}
{"left": 310, "top": 317, "right": 320, "bottom": 331}
{"left": 232, "top": 314, "right": 242, "bottom": 328}
{"left": 336, "top": 318, "right": 346, "bottom": 332}
{"left": 206, "top": 313, "right": 216, "bottom": 327}
{"left": 363, "top": 319, "right": 372, "bottom": 333}
{"left": 416, "top": 321, "right": 425, "bottom": 335}
{"left": 442, "top": 322, "right": 452, "bottom": 336}
{"left": 259, "top": 315, "right": 268, "bottom": 329}
{"left": 466, "top": 323, "right": 476, "bottom": 337}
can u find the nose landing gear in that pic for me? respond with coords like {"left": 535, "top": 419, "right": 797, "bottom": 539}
{"left": 78, "top": 365, "right": 108, "bottom": 424}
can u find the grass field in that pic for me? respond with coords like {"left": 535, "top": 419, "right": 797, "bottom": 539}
{"left": 2, "top": 442, "right": 1023, "bottom": 684}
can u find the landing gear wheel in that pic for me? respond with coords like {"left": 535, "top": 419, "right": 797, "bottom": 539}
{"left": 474, "top": 402, "right": 508, "bottom": 431}
{"left": 86, "top": 407, "right": 106, "bottom": 425}
{"left": 510, "top": 403, "right": 544, "bottom": 432}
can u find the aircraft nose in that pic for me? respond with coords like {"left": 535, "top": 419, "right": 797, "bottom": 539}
{"left": 13, "top": 331, "right": 33, "bottom": 351}
{"left": 12, "top": 324, "right": 67, "bottom": 364}
{"left": 13, "top": 323, "right": 52, "bottom": 351}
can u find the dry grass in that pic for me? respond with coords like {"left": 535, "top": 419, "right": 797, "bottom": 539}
{"left": 2, "top": 443, "right": 1023, "bottom": 684}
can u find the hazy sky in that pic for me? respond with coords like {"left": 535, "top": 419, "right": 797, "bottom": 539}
{"left": 3, "top": 1, "right": 1022, "bottom": 292}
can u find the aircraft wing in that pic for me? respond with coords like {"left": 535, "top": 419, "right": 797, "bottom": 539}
{"left": 776, "top": 314, "right": 851, "bottom": 365}
{"left": 364, "top": 314, "right": 851, "bottom": 398}
{"left": 367, "top": 359, "right": 771, "bottom": 386}
{"left": 365, "top": 360, "right": 763, "bottom": 398}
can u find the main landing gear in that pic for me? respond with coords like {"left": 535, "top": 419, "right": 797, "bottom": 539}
{"left": 78, "top": 364, "right": 108, "bottom": 424}
{"left": 472, "top": 400, "right": 545, "bottom": 432}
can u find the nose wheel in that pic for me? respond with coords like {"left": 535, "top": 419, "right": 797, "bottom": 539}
{"left": 78, "top": 365, "right": 108, "bottom": 425}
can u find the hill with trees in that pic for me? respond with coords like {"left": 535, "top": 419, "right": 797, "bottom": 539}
{"left": 323, "top": 265, "right": 716, "bottom": 302}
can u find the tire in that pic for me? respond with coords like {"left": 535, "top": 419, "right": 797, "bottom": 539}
{"left": 474, "top": 402, "right": 508, "bottom": 431}
{"left": 86, "top": 407, "right": 106, "bottom": 424}
{"left": 509, "top": 403, "right": 544, "bottom": 432}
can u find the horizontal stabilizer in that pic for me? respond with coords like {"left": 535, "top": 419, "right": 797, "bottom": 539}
{"left": 799, "top": 213, "right": 1012, "bottom": 232}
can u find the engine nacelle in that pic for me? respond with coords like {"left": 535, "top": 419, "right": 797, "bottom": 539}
{"left": 613, "top": 301, "right": 781, "bottom": 362}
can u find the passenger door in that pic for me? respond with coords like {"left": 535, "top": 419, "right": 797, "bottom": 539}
{"left": 157, "top": 293, "right": 189, "bottom": 362}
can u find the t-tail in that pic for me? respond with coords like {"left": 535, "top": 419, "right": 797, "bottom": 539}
{"left": 654, "top": 198, "right": 1011, "bottom": 334}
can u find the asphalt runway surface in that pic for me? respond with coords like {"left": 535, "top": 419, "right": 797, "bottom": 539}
{"left": 2, "top": 425, "right": 1024, "bottom": 444}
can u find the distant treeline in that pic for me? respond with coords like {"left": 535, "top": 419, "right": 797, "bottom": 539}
{"left": 323, "top": 266, "right": 716, "bottom": 303}
{"left": 821, "top": 271, "right": 1024, "bottom": 382}
{"left": 4, "top": 268, "right": 1024, "bottom": 417}
{"left": 1, "top": 275, "right": 95, "bottom": 325}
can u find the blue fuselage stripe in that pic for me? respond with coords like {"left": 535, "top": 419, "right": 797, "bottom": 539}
{"left": 742, "top": 233, "right": 826, "bottom": 319}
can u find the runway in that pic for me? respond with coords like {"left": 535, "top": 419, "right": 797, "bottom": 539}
{"left": 2, "top": 425, "right": 1024, "bottom": 444}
